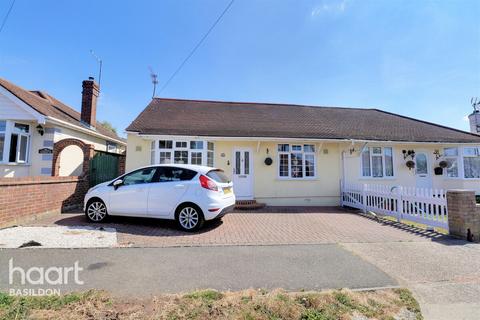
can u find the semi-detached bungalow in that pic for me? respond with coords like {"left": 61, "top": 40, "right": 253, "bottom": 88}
{"left": 0, "top": 77, "right": 126, "bottom": 178}
{"left": 126, "top": 98, "right": 480, "bottom": 206}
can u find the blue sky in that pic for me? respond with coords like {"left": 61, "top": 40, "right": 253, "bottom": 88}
{"left": 0, "top": 0, "right": 479, "bottom": 137}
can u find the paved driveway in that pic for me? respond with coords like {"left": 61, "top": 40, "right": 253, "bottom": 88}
{"left": 28, "top": 207, "right": 444, "bottom": 247}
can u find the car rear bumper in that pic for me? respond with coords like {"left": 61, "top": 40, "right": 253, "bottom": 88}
{"left": 216, "top": 203, "right": 235, "bottom": 218}
{"left": 203, "top": 195, "right": 235, "bottom": 220}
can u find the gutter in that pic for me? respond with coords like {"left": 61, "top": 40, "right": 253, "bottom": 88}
{"left": 126, "top": 131, "right": 480, "bottom": 145}
{"left": 46, "top": 117, "right": 126, "bottom": 145}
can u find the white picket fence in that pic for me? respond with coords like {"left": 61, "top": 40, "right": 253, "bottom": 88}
{"left": 341, "top": 182, "right": 449, "bottom": 231}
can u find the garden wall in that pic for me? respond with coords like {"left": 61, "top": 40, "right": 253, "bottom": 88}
{"left": 0, "top": 176, "right": 88, "bottom": 228}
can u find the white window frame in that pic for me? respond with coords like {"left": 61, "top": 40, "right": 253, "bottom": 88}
{"left": 360, "top": 146, "right": 395, "bottom": 179}
{"left": 0, "top": 120, "right": 31, "bottom": 164}
{"left": 462, "top": 146, "right": 480, "bottom": 180}
{"left": 277, "top": 144, "right": 317, "bottom": 180}
{"left": 443, "top": 147, "right": 460, "bottom": 179}
{"left": 151, "top": 139, "right": 214, "bottom": 167}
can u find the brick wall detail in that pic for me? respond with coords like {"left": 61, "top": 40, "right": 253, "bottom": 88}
{"left": 446, "top": 190, "right": 480, "bottom": 242}
{"left": 0, "top": 176, "right": 88, "bottom": 228}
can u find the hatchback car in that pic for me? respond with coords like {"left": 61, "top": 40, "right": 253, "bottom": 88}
{"left": 84, "top": 164, "right": 235, "bottom": 231}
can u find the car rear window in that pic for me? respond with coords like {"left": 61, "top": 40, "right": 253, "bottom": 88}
{"left": 206, "top": 169, "right": 230, "bottom": 183}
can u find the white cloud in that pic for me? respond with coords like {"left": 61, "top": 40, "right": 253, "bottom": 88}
{"left": 311, "top": 0, "right": 348, "bottom": 16}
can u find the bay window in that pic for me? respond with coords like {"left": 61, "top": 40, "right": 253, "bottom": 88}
{"left": 0, "top": 120, "right": 31, "bottom": 164}
{"left": 151, "top": 139, "right": 214, "bottom": 166}
{"left": 361, "top": 147, "right": 394, "bottom": 178}
{"left": 278, "top": 144, "right": 316, "bottom": 179}
{"left": 463, "top": 147, "right": 480, "bottom": 179}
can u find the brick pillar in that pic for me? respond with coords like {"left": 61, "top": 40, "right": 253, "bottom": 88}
{"left": 446, "top": 190, "right": 480, "bottom": 242}
{"left": 118, "top": 152, "right": 126, "bottom": 175}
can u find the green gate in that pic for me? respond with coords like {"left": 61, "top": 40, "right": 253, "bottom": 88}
{"left": 89, "top": 151, "right": 120, "bottom": 187}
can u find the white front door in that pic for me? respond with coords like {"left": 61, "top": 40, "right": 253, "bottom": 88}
{"left": 232, "top": 148, "right": 253, "bottom": 200}
{"left": 415, "top": 151, "right": 432, "bottom": 189}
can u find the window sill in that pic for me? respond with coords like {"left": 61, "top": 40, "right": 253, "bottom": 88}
{"left": 358, "top": 176, "right": 396, "bottom": 180}
{"left": 0, "top": 162, "right": 31, "bottom": 166}
{"left": 276, "top": 177, "right": 319, "bottom": 181}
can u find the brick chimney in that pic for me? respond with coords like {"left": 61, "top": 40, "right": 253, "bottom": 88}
{"left": 81, "top": 77, "right": 99, "bottom": 127}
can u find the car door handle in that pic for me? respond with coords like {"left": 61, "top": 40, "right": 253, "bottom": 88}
{"left": 174, "top": 184, "right": 185, "bottom": 189}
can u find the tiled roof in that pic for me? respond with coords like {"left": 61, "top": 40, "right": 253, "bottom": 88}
{"left": 0, "top": 78, "right": 125, "bottom": 143}
{"left": 127, "top": 98, "right": 480, "bottom": 143}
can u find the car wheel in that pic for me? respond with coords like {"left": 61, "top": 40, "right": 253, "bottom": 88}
{"left": 85, "top": 199, "right": 108, "bottom": 222}
{"left": 176, "top": 204, "right": 204, "bottom": 231}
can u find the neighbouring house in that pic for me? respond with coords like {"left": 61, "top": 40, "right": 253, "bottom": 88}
{"left": 0, "top": 77, "right": 126, "bottom": 178}
{"left": 126, "top": 98, "right": 480, "bottom": 206}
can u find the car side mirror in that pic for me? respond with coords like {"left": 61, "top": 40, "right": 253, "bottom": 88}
{"left": 113, "top": 179, "right": 123, "bottom": 190}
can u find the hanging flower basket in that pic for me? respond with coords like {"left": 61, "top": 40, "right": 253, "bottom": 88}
{"left": 438, "top": 160, "right": 448, "bottom": 168}
{"left": 406, "top": 160, "right": 415, "bottom": 169}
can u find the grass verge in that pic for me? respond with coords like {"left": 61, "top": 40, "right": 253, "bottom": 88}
{"left": 0, "top": 288, "right": 422, "bottom": 320}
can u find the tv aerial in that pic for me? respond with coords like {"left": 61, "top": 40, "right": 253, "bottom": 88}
{"left": 90, "top": 50, "right": 103, "bottom": 88}
{"left": 471, "top": 97, "right": 480, "bottom": 112}
{"left": 149, "top": 66, "right": 158, "bottom": 99}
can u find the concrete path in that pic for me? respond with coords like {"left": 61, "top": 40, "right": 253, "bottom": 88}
{"left": 0, "top": 244, "right": 397, "bottom": 296}
{"left": 342, "top": 240, "right": 480, "bottom": 320}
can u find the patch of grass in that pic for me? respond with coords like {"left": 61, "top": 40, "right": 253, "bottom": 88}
{"left": 395, "top": 288, "right": 423, "bottom": 320}
{"left": 183, "top": 289, "right": 223, "bottom": 302}
{"left": 0, "top": 288, "right": 422, "bottom": 320}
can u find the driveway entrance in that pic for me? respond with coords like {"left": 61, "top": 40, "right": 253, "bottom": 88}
{"left": 28, "top": 207, "right": 441, "bottom": 247}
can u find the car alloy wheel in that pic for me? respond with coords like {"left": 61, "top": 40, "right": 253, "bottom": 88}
{"left": 86, "top": 201, "right": 107, "bottom": 222}
{"left": 178, "top": 206, "right": 200, "bottom": 230}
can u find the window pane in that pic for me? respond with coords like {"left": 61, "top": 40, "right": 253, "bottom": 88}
{"left": 19, "top": 136, "right": 28, "bottom": 162}
{"left": 279, "top": 154, "right": 289, "bottom": 177}
{"left": 0, "top": 121, "right": 5, "bottom": 132}
{"left": 159, "top": 151, "right": 171, "bottom": 164}
{"left": 278, "top": 144, "right": 289, "bottom": 152}
{"left": 14, "top": 123, "right": 29, "bottom": 133}
{"left": 174, "top": 151, "right": 188, "bottom": 164}
{"left": 372, "top": 147, "right": 382, "bottom": 154}
{"left": 362, "top": 149, "right": 371, "bottom": 176}
{"left": 9, "top": 134, "right": 18, "bottom": 162}
{"left": 190, "top": 141, "right": 204, "bottom": 150}
{"left": 175, "top": 141, "right": 187, "bottom": 148}
{"left": 244, "top": 151, "right": 250, "bottom": 174}
{"left": 415, "top": 154, "right": 428, "bottom": 175}
{"left": 464, "top": 147, "right": 479, "bottom": 157}
{"left": 304, "top": 144, "right": 315, "bottom": 153}
{"left": 291, "top": 153, "right": 303, "bottom": 178}
{"left": 207, "top": 170, "right": 230, "bottom": 183}
{"left": 444, "top": 147, "right": 458, "bottom": 157}
{"left": 191, "top": 151, "right": 202, "bottom": 165}
{"left": 305, "top": 154, "right": 315, "bottom": 177}
{"left": 235, "top": 151, "right": 241, "bottom": 174}
{"left": 159, "top": 167, "right": 197, "bottom": 182}
{"left": 292, "top": 145, "right": 302, "bottom": 151}
{"left": 159, "top": 140, "right": 172, "bottom": 149}
{"left": 123, "top": 167, "right": 157, "bottom": 185}
{"left": 207, "top": 142, "right": 214, "bottom": 151}
{"left": 207, "top": 151, "right": 214, "bottom": 167}
{"left": 464, "top": 157, "right": 480, "bottom": 178}
{"left": 445, "top": 158, "right": 458, "bottom": 177}
{"left": 0, "top": 133, "right": 4, "bottom": 161}
{"left": 372, "top": 155, "right": 383, "bottom": 177}
{"left": 384, "top": 147, "right": 393, "bottom": 176}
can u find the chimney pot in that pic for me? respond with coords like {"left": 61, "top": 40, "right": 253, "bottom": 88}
{"left": 81, "top": 78, "right": 99, "bottom": 127}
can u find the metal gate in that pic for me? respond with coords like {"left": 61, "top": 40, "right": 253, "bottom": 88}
{"left": 89, "top": 151, "right": 120, "bottom": 187}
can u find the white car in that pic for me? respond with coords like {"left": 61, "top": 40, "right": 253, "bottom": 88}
{"left": 84, "top": 164, "right": 235, "bottom": 231}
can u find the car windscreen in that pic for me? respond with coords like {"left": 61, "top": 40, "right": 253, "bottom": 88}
{"left": 206, "top": 169, "right": 231, "bottom": 183}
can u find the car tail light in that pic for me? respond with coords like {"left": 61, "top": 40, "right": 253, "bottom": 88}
{"left": 199, "top": 175, "right": 218, "bottom": 191}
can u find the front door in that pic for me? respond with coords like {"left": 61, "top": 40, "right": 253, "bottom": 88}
{"left": 415, "top": 151, "right": 432, "bottom": 189}
{"left": 232, "top": 148, "right": 253, "bottom": 200}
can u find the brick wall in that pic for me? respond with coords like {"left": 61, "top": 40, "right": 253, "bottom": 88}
{"left": 0, "top": 176, "right": 88, "bottom": 228}
{"left": 446, "top": 190, "right": 480, "bottom": 242}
